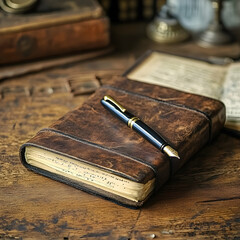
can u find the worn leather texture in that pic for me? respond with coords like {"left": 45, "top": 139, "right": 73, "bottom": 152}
{"left": 20, "top": 76, "right": 226, "bottom": 207}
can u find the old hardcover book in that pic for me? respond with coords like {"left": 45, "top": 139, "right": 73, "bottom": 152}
{"left": 20, "top": 77, "right": 225, "bottom": 207}
{"left": 125, "top": 50, "right": 240, "bottom": 132}
{"left": 0, "top": 0, "right": 110, "bottom": 64}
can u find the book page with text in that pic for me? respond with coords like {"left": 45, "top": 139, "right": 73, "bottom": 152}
{"left": 127, "top": 52, "right": 227, "bottom": 100}
{"left": 220, "top": 63, "right": 240, "bottom": 123}
{"left": 25, "top": 146, "right": 155, "bottom": 202}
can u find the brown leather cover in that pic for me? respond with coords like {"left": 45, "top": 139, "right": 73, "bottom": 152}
{"left": 0, "top": 0, "right": 110, "bottom": 64}
{"left": 19, "top": 77, "right": 226, "bottom": 207}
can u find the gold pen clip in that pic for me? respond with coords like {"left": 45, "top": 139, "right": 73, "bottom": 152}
{"left": 104, "top": 95, "right": 126, "bottom": 112}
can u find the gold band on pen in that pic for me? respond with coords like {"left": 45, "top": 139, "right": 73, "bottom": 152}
{"left": 128, "top": 117, "right": 140, "bottom": 129}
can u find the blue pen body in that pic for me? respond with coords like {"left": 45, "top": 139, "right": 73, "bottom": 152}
{"left": 101, "top": 98, "right": 167, "bottom": 152}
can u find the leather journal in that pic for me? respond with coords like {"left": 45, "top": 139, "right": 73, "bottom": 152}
{"left": 20, "top": 76, "right": 226, "bottom": 207}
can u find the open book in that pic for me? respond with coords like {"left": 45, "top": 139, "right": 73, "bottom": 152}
{"left": 126, "top": 51, "right": 240, "bottom": 132}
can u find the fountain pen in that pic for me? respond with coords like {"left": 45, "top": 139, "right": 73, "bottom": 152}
{"left": 101, "top": 95, "right": 180, "bottom": 159}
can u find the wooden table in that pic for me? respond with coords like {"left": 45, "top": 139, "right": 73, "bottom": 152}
{"left": 0, "top": 23, "right": 240, "bottom": 239}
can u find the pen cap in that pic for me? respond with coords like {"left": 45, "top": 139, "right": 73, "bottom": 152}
{"left": 101, "top": 99, "right": 134, "bottom": 125}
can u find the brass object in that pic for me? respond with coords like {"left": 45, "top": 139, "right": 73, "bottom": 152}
{"left": 146, "top": 5, "right": 189, "bottom": 44}
{"left": 6, "top": 0, "right": 36, "bottom": 9}
{"left": 0, "top": 0, "right": 37, "bottom": 13}
{"left": 0, "top": 0, "right": 24, "bottom": 13}
{"left": 197, "top": 0, "right": 234, "bottom": 46}
{"left": 128, "top": 117, "right": 140, "bottom": 129}
{"left": 103, "top": 95, "right": 126, "bottom": 112}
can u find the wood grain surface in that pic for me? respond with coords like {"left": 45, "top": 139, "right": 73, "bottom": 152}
{"left": 0, "top": 23, "right": 240, "bottom": 239}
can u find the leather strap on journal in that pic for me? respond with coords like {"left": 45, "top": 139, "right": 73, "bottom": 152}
{"left": 37, "top": 84, "right": 212, "bottom": 191}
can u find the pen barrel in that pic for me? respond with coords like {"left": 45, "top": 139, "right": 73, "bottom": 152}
{"left": 132, "top": 120, "right": 167, "bottom": 151}
{"left": 101, "top": 99, "right": 135, "bottom": 124}
{"left": 101, "top": 98, "right": 167, "bottom": 152}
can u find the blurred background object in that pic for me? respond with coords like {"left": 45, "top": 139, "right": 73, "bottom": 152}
{"left": 1, "top": 0, "right": 240, "bottom": 68}
{"left": 168, "top": 0, "right": 240, "bottom": 35}
{"left": 197, "top": 0, "right": 234, "bottom": 46}
{"left": 167, "top": 0, "right": 213, "bottom": 33}
{"left": 98, "top": 0, "right": 165, "bottom": 22}
{"left": 146, "top": 4, "right": 190, "bottom": 43}
{"left": 0, "top": 0, "right": 110, "bottom": 65}
{"left": 99, "top": 0, "right": 239, "bottom": 44}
